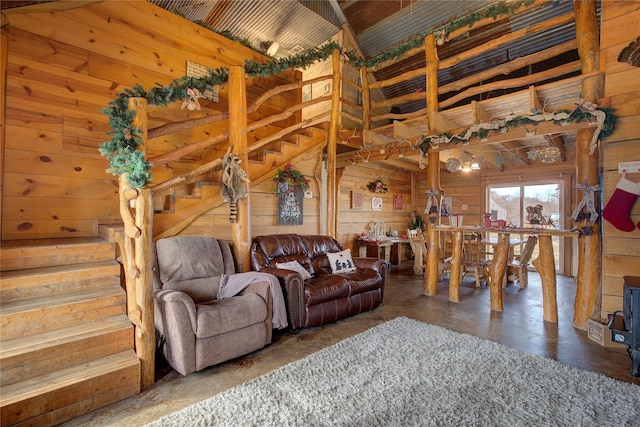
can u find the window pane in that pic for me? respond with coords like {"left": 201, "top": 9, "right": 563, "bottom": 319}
{"left": 488, "top": 186, "right": 521, "bottom": 226}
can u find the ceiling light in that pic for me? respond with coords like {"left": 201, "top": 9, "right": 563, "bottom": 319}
{"left": 471, "top": 161, "right": 480, "bottom": 170}
{"left": 267, "top": 42, "right": 280, "bottom": 57}
{"left": 537, "top": 146, "right": 561, "bottom": 163}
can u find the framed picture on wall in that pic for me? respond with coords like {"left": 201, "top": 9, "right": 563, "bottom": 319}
{"left": 393, "top": 194, "right": 403, "bottom": 210}
{"left": 440, "top": 196, "right": 452, "bottom": 217}
{"left": 372, "top": 197, "right": 383, "bottom": 211}
{"left": 351, "top": 191, "right": 364, "bottom": 210}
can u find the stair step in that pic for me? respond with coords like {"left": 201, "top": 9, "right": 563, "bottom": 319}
{"left": 0, "top": 351, "right": 140, "bottom": 427}
{"left": 98, "top": 223, "right": 124, "bottom": 243}
{"left": 1, "top": 316, "right": 133, "bottom": 386}
{"left": 0, "top": 284, "right": 126, "bottom": 340}
{"left": 0, "top": 237, "right": 115, "bottom": 272}
{"left": 0, "top": 260, "right": 121, "bottom": 304}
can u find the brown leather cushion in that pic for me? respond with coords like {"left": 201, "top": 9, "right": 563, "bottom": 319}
{"left": 343, "top": 269, "right": 381, "bottom": 295}
{"left": 253, "top": 234, "right": 314, "bottom": 273}
{"left": 304, "top": 275, "right": 349, "bottom": 305}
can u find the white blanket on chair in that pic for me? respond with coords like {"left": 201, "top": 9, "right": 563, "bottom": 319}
{"left": 217, "top": 272, "right": 288, "bottom": 329}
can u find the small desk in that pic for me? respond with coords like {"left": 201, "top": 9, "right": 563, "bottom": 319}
{"left": 428, "top": 226, "right": 579, "bottom": 324}
{"left": 357, "top": 238, "right": 409, "bottom": 266}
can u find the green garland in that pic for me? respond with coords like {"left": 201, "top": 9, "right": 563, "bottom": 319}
{"left": 99, "top": 0, "right": 559, "bottom": 188}
{"left": 417, "top": 106, "right": 617, "bottom": 154}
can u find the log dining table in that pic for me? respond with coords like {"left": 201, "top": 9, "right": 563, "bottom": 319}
{"left": 427, "top": 225, "right": 579, "bottom": 323}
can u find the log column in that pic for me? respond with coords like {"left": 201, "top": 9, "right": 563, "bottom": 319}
{"left": 228, "top": 66, "right": 251, "bottom": 271}
{"left": 424, "top": 33, "right": 441, "bottom": 296}
{"left": 327, "top": 49, "right": 341, "bottom": 238}
{"left": 126, "top": 97, "right": 155, "bottom": 389}
{"left": 573, "top": 0, "right": 603, "bottom": 330}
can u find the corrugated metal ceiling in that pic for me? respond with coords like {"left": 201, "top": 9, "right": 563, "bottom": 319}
{"left": 148, "top": 0, "right": 341, "bottom": 57}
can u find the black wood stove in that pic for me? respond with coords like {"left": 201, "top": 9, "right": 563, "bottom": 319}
{"left": 607, "top": 276, "right": 640, "bottom": 377}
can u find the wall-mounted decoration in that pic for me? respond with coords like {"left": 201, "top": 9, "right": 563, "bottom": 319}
{"left": 618, "top": 36, "right": 640, "bottom": 67}
{"left": 367, "top": 179, "right": 388, "bottom": 193}
{"left": 273, "top": 162, "right": 309, "bottom": 226}
{"left": 440, "top": 196, "right": 452, "bottom": 217}
{"left": 302, "top": 84, "right": 312, "bottom": 102}
{"left": 351, "top": 191, "right": 364, "bottom": 210}
{"left": 393, "top": 194, "right": 403, "bottom": 210}
{"left": 278, "top": 185, "right": 304, "bottom": 225}
{"left": 372, "top": 197, "right": 383, "bottom": 212}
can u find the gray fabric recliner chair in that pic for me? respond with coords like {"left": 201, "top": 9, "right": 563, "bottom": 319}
{"left": 152, "top": 236, "right": 273, "bottom": 376}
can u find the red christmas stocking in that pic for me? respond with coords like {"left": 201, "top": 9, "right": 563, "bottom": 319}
{"left": 602, "top": 177, "right": 640, "bottom": 232}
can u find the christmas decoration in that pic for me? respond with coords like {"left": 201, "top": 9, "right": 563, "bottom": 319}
{"left": 602, "top": 176, "right": 640, "bottom": 232}
{"left": 367, "top": 179, "right": 388, "bottom": 193}
{"left": 571, "top": 181, "right": 600, "bottom": 223}
{"left": 418, "top": 104, "right": 616, "bottom": 155}
{"left": 273, "top": 162, "right": 309, "bottom": 196}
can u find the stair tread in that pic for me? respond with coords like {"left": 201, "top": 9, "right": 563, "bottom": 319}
{"left": 1, "top": 236, "right": 109, "bottom": 249}
{"left": 0, "top": 315, "right": 132, "bottom": 357}
{"left": 1, "top": 259, "right": 120, "bottom": 280}
{"left": 0, "top": 350, "right": 140, "bottom": 405}
{"left": 1, "top": 284, "right": 124, "bottom": 315}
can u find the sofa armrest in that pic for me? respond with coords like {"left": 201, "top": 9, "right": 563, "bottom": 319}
{"left": 258, "top": 267, "right": 305, "bottom": 329}
{"left": 153, "top": 289, "right": 198, "bottom": 375}
{"left": 353, "top": 257, "right": 386, "bottom": 273}
{"left": 154, "top": 289, "right": 197, "bottom": 333}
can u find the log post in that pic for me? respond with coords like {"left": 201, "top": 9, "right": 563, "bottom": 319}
{"left": 424, "top": 153, "right": 441, "bottom": 296}
{"left": 126, "top": 97, "right": 155, "bottom": 389}
{"left": 327, "top": 49, "right": 341, "bottom": 238}
{"left": 489, "top": 233, "right": 510, "bottom": 311}
{"left": 133, "top": 187, "right": 154, "bottom": 389}
{"left": 424, "top": 33, "right": 442, "bottom": 296}
{"left": 532, "top": 235, "right": 558, "bottom": 323}
{"left": 573, "top": 0, "right": 602, "bottom": 330}
{"left": 360, "top": 66, "right": 371, "bottom": 131}
{"left": 228, "top": 65, "right": 251, "bottom": 272}
{"left": 448, "top": 231, "right": 463, "bottom": 302}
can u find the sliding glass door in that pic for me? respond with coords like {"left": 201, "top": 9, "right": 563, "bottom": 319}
{"left": 487, "top": 182, "right": 563, "bottom": 271}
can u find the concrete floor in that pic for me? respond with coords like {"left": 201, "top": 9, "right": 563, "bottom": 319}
{"left": 64, "top": 266, "right": 640, "bottom": 426}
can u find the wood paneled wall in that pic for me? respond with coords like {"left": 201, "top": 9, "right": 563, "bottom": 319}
{"left": 600, "top": 1, "right": 640, "bottom": 318}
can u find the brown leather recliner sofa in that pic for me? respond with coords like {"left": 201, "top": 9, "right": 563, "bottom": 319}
{"left": 250, "top": 234, "right": 387, "bottom": 329}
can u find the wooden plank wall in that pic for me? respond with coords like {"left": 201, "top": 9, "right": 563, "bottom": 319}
{"left": 338, "top": 163, "right": 414, "bottom": 251}
{"left": 600, "top": 1, "right": 640, "bottom": 318}
{"left": 1, "top": 1, "right": 291, "bottom": 240}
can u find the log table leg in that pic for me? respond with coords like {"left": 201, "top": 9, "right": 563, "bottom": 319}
{"left": 424, "top": 227, "right": 439, "bottom": 296}
{"left": 489, "top": 233, "right": 510, "bottom": 311}
{"left": 532, "top": 234, "right": 557, "bottom": 323}
{"left": 449, "top": 231, "right": 464, "bottom": 302}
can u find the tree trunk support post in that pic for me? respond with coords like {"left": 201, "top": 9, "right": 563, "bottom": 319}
{"left": 327, "top": 49, "right": 341, "bottom": 239}
{"left": 573, "top": 0, "right": 603, "bottom": 330}
{"left": 228, "top": 65, "right": 251, "bottom": 272}
{"left": 124, "top": 97, "right": 155, "bottom": 390}
{"left": 424, "top": 33, "right": 441, "bottom": 296}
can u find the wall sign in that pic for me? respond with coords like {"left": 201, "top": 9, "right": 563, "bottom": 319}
{"left": 278, "top": 184, "right": 304, "bottom": 225}
{"left": 351, "top": 191, "right": 364, "bottom": 210}
{"left": 372, "top": 197, "right": 383, "bottom": 211}
{"left": 393, "top": 194, "right": 403, "bottom": 210}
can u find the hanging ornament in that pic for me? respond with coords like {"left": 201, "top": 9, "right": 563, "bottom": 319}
{"left": 446, "top": 157, "right": 461, "bottom": 172}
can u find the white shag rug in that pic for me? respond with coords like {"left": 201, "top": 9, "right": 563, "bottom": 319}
{"left": 146, "top": 316, "right": 640, "bottom": 426}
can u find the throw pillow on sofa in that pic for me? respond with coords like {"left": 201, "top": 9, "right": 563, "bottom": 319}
{"left": 326, "top": 249, "right": 357, "bottom": 273}
{"left": 276, "top": 260, "right": 312, "bottom": 280}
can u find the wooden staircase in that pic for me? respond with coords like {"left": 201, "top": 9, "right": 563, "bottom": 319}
{"left": 152, "top": 125, "right": 328, "bottom": 240}
{"left": 0, "top": 237, "right": 140, "bottom": 427}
